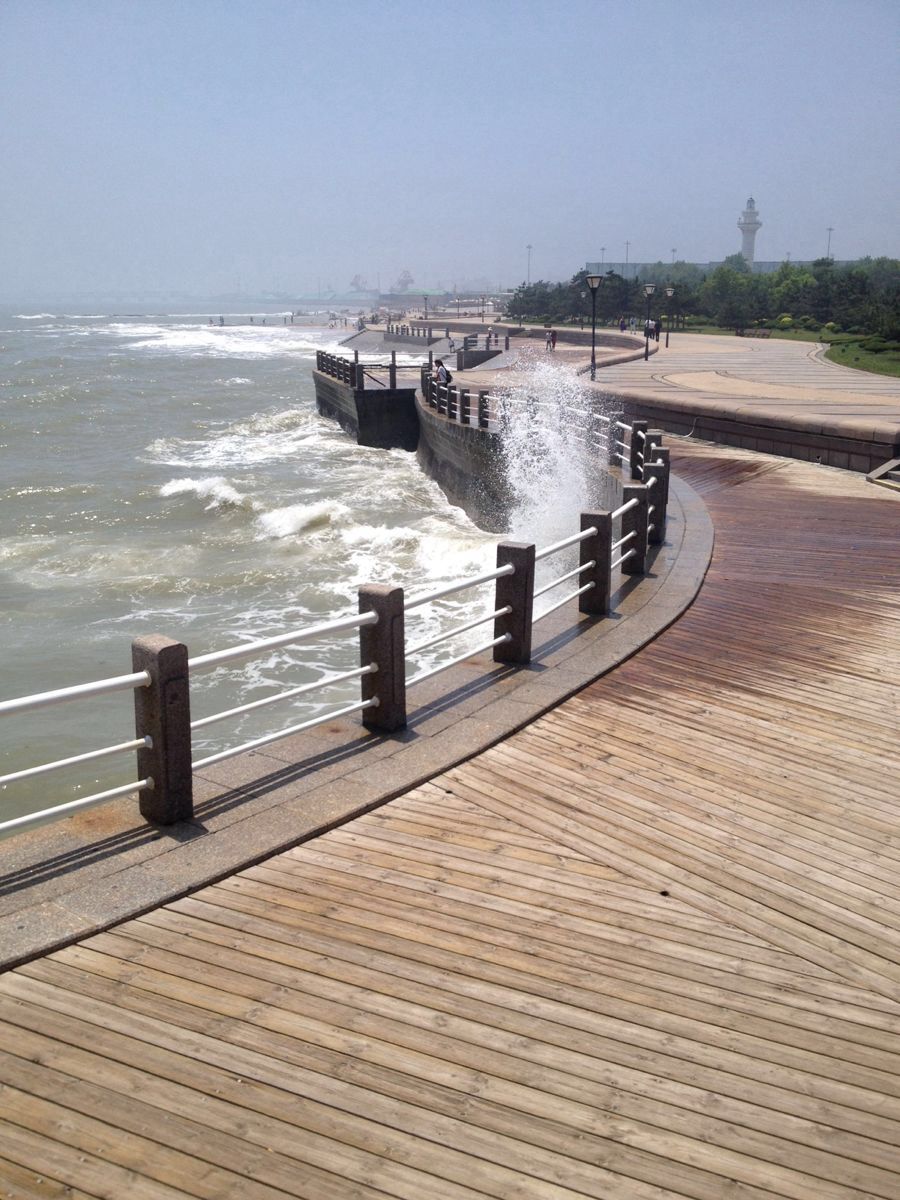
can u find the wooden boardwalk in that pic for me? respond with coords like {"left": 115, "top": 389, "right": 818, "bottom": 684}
{"left": 1, "top": 443, "right": 899, "bottom": 1199}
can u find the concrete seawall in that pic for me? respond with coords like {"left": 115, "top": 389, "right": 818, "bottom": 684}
{"left": 312, "top": 370, "right": 419, "bottom": 451}
{"left": 414, "top": 394, "right": 510, "bottom": 530}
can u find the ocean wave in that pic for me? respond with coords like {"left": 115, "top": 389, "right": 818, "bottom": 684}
{"left": 159, "top": 476, "right": 253, "bottom": 510}
{"left": 13, "top": 313, "right": 57, "bottom": 320}
{"left": 256, "top": 500, "right": 349, "bottom": 539}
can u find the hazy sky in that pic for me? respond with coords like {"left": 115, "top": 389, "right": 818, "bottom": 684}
{"left": 1, "top": 0, "right": 898, "bottom": 299}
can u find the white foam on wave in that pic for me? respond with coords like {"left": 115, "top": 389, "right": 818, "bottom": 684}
{"left": 145, "top": 407, "right": 329, "bottom": 469}
{"left": 256, "top": 500, "right": 349, "bottom": 539}
{"left": 13, "top": 313, "right": 57, "bottom": 320}
{"left": 159, "top": 476, "right": 253, "bottom": 510}
{"left": 221, "top": 376, "right": 253, "bottom": 386}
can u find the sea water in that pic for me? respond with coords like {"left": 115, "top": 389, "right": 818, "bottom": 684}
{"left": 0, "top": 310, "right": 603, "bottom": 821}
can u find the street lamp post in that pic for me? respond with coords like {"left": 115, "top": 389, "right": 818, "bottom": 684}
{"left": 665, "top": 286, "right": 675, "bottom": 348}
{"left": 423, "top": 295, "right": 428, "bottom": 322}
{"left": 643, "top": 283, "right": 656, "bottom": 361}
{"left": 586, "top": 273, "right": 602, "bottom": 381}
{"left": 480, "top": 295, "right": 486, "bottom": 322}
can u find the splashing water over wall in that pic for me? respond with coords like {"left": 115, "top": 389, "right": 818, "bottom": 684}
{"left": 493, "top": 354, "right": 611, "bottom": 550}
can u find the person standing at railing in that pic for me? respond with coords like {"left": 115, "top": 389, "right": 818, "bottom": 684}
{"left": 433, "top": 359, "right": 449, "bottom": 385}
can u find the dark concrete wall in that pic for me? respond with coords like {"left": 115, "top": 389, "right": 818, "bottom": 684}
{"left": 313, "top": 371, "right": 420, "bottom": 451}
{"left": 415, "top": 396, "right": 512, "bottom": 531}
{"left": 610, "top": 392, "right": 899, "bottom": 473}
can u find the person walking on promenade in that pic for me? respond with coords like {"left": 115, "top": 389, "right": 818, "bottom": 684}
{"left": 550, "top": 329, "right": 558, "bottom": 351}
{"left": 654, "top": 319, "right": 661, "bottom": 342}
{"left": 619, "top": 316, "right": 626, "bottom": 333}
{"left": 546, "top": 329, "right": 553, "bottom": 350}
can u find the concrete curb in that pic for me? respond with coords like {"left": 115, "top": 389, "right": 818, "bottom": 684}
{"left": 0, "top": 475, "right": 713, "bottom": 971}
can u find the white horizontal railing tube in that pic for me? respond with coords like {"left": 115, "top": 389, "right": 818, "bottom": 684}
{"left": 132, "top": 634, "right": 193, "bottom": 825}
{"left": 189, "top": 611, "right": 375, "bottom": 672}
{"left": 493, "top": 543, "right": 534, "bottom": 664}
{"left": 629, "top": 420, "right": 649, "bottom": 480}
{"left": 0, "top": 671, "right": 149, "bottom": 718}
{"left": 619, "top": 482, "right": 650, "bottom": 576}
{"left": 358, "top": 583, "right": 405, "bottom": 732}
{"left": 405, "top": 564, "right": 513, "bottom": 611}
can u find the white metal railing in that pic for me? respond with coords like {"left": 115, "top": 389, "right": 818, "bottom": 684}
{"left": 189, "top": 611, "right": 376, "bottom": 672}
{"left": 0, "top": 670, "right": 150, "bottom": 717}
{"left": 407, "top": 607, "right": 511, "bottom": 656}
{"left": 407, "top": 634, "right": 511, "bottom": 687}
{"left": 2, "top": 415, "right": 671, "bottom": 838}
{"left": 190, "top": 664, "right": 377, "bottom": 731}
{"left": 192, "top": 698, "right": 379, "bottom": 770}
{"left": 534, "top": 526, "right": 597, "bottom": 563}
{"left": 534, "top": 581, "right": 595, "bottom": 622}
{"left": 0, "top": 736, "right": 149, "bottom": 788}
{"left": 534, "top": 561, "right": 594, "bottom": 599}
{"left": 405, "top": 564, "right": 513, "bottom": 611}
{"left": 0, "top": 778, "right": 155, "bottom": 838}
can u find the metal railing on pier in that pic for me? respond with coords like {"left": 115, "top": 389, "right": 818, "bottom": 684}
{"left": 0, "top": 420, "right": 671, "bottom": 840}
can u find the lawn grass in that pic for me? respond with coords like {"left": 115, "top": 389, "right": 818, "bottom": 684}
{"left": 824, "top": 342, "right": 900, "bottom": 378}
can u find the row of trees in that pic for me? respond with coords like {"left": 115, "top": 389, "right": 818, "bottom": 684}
{"left": 505, "top": 256, "right": 900, "bottom": 340}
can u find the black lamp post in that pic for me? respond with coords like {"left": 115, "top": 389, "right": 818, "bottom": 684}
{"left": 423, "top": 294, "right": 428, "bottom": 322}
{"left": 665, "top": 286, "right": 675, "bottom": 348}
{"left": 480, "top": 295, "right": 486, "bottom": 322}
{"left": 586, "top": 273, "right": 602, "bottom": 380}
{"left": 643, "top": 283, "right": 656, "bottom": 361}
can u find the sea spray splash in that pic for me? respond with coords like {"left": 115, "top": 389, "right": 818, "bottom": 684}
{"left": 493, "top": 356, "right": 609, "bottom": 548}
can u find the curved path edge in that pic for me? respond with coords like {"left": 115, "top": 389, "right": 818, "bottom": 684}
{"left": 0, "top": 475, "right": 713, "bottom": 970}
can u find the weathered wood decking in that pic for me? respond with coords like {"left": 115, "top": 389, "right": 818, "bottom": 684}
{"left": 1, "top": 443, "right": 898, "bottom": 1199}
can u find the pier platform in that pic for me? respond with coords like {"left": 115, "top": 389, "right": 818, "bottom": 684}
{"left": 1, "top": 441, "right": 898, "bottom": 1198}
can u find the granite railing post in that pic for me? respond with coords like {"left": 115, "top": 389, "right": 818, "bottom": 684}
{"left": 131, "top": 635, "right": 193, "bottom": 825}
{"left": 643, "top": 459, "right": 666, "bottom": 545}
{"left": 578, "top": 511, "right": 613, "bottom": 615}
{"left": 620, "top": 482, "right": 649, "bottom": 574}
{"left": 630, "top": 420, "right": 649, "bottom": 479}
{"left": 389, "top": 350, "right": 397, "bottom": 389}
{"left": 358, "top": 584, "right": 406, "bottom": 732}
{"left": 448, "top": 386, "right": 457, "bottom": 421}
{"left": 493, "top": 543, "right": 534, "bottom": 664}
{"left": 460, "top": 388, "right": 471, "bottom": 425}
{"left": 655, "top": 446, "right": 671, "bottom": 515}
{"left": 478, "top": 391, "right": 489, "bottom": 429}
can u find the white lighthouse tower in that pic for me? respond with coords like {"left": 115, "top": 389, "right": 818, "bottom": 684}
{"left": 737, "top": 197, "right": 762, "bottom": 266}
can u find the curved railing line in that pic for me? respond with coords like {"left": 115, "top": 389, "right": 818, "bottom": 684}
{"left": 193, "top": 698, "right": 379, "bottom": 770}
{"left": 190, "top": 664, "right": 378, "bottom": 731}
{"left": 407, "top": 607, "right": 511, "bottom": 657}
{"left": 0, "top": 737, "right": 150, "bottom": 788}
{"left": 189, "top": 611, "right": 376, "bottom": 672}
{"left": 1, "top": 777, "right": 153, "bottom": 839}
{"left": 405, "top": 564, "right": 513, "bottom": 611}
{"left": 1, "top": 417, "right": 671, "bottom": 837}
{"left": 0, "top": 671, "right": 150, "bottom": 718}
{"left": 407, "top": 634, "right": 511, "bottom": 688}
{"left": 535, "top": 526, "right": 597, "bottom": 562}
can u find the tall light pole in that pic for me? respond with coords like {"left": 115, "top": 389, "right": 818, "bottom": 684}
{"left": 423, "top": 294, "right": 428, "bottom": 322}
{"left": 600, "top": 247, "right": 606, "bottom": 268}
{"left": 625, "top": 241, "right": 630, "bottom": 278}
{"left": 826, "top": 226, "right": 834, "bottom": 259}
{"left": 586, "top": 273, "right": 602, "bottom": 381}
{"left": 480, "top": 295, "right": 486, "bottom": 322}
{"left": 665, "top": 285, "right": 675, "bottom": 348}
{"left": 643, "top": 283, "right": 656, "bottom": 361}
{"left": 671, "top": 248, "right": 677, "bottom": 264}
{"left": 526, "top": 244, "right": 532, "bottom": 284}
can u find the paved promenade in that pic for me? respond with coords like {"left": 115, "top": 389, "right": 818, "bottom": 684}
{"left": 1, "top": 441, "right": 898, "bottom": 1198}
